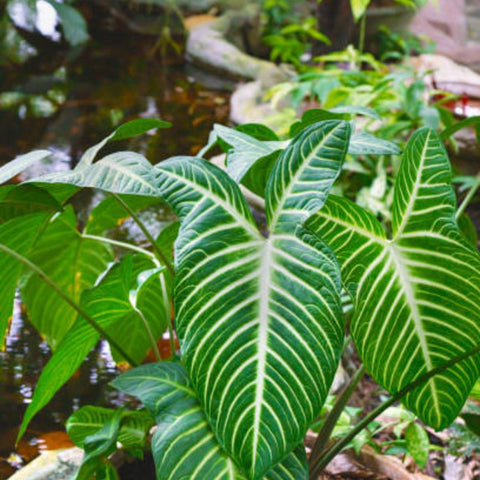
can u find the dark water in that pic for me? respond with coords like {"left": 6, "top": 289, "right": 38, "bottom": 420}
{"left": 0, "top": 31, "right": 232, "bottom": 478}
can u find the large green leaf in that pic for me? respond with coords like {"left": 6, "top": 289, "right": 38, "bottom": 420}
{"left": 18, "top": 253, "right": 170, "bottom": 440}
{"left": 266, "top": 121, "right": 351, "bottom": 233}
{"left": 22, "top": 206, "right": 113, "bottom": 347}
{"left": 306, "top": 128, "right": 480, "bottom": 429}
{"left": 112, "top": 363, "right": 308, "bottom": 480}
{"left": 0, "top": 185, "right": 60, "bottom": 346}
{"left": 153, "top": 120, "right": 349, "bottom": 478}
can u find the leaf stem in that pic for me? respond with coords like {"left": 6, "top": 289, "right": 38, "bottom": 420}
{"left": 456, "top": 175, "right": 480, "bottom": 220}
{"left": 111, "top": 193, "right": 175, "bottom": 274}
{"left": 309, "top": 344, "right": 480, "bottom": 477}
{"left": 83, "top": 234, "right": 159, "bottom": 265}
{"left": 0, "top": 243, "right": 138, "bottom": 367}
{"left": 309, "top": 364, "right": 365, "bottom": 472}
{"left": 159, "top": 272, "right": 176, "bottom": 359}
{"left": 357, "top": 14, "right": 367, "bottom": 70}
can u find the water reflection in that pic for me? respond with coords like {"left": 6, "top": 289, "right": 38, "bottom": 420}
{"left": 0, "top": 27, "right": 232, "bottom": 478}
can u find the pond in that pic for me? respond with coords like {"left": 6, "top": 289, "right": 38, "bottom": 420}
{"left": 0, "top": 30, "right": 233, "bottom": 479}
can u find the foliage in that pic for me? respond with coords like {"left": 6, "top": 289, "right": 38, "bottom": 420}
{"left": 376, "top": 25, "right": 435, "bottom": 63}
{"left": 261, "top": 0, "right": 329, "bottom": 68}
{"left": 1, "top": 112, "right": 480, "bottom": 479}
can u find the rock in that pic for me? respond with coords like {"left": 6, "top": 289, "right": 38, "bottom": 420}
{"left": 186, "top": 4, "right": 290, "bottom": 84}
{"left": 8, "top": 447, "right": 83, "bottom": 480}
{"left": 409, "top": 54, "right": 480, "bottom": 99}
{"left": 410, "top": 0, "right": 480, "bottom": 71}
{"left": 230, "top": 81, "right": 278, "bottom": 125}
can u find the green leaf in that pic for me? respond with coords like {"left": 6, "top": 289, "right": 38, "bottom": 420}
{"left": 85, "top": 194, "right": 163, "bottom": 235}
{"left": 460, "top": 412, "right": 480, "bottom": 437}
{"left": 67, "top": 406, "right": 154, "bottom": 452}
{"left": 458, "top": 213, "right": 478, "bottom": 248}
{"left": 0, "top": 185, "right": 60, "bottom": 346}
{"left": 348, "top": 132, "right": 402, "bottom": 156}
{"left": 266, "top": 120, "right": 351, "bottom": 233}
{"left": 81, "top": 254, "right": 170, "bottom": 364}
{"left": 154, "top": 121, "right": 347, "bottom": 478}
{"left": 74, "top": 410, "right": 122, "bottom": 480}
{"left": 307, "top": 128, "right": 480, "bottom": 430}
{"left": 404, "top": 422, "right": 429, "bottom": 468}
{"left": 213, "top": 124, "right": 286, "bottom": 193}
{"left": 236, "top": 123, "right": 279, "bottom": 141}
{"left": 330, "top": 105, "right": 382, "bottom": 121}
{"left": 33, "top": 152, "right": 158, "bottom": 196}
{"left": 289, "top": 109, "right": 346, "bottom": 137}
{"left": 440, "top": 116, "right": 480, "bottom": 142}
{"left": 22, "top": 206, "right": 113, "bottom": 347}
{"left": 350, "top": 0, "right": 371, "bottom": 21}
{"left": 45, "top": 0, "right": 89, "bottom": 46}
{"left": 112, "top": 363, "right": 308, "bottom": 480}
{"left": 18, "top": 254, "right": 169, "bottom": 440}
{"left": 79, "top": 118, "right": 172, "bottom": 168}
{"left": 0, "top": 150, "right": 50, "bottom": 184}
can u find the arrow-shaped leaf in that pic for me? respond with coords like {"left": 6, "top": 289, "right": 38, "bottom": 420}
{"left": 154, "top": 120, "right": 348, "bottom": 478}
{"left": 306, "top": 128, "right": 480, "bottom": 429}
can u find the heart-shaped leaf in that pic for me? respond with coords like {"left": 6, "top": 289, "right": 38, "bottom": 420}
{"left": 307, "top": 128, "right": 480, "bottom": 429}
{"left": 153, "top": 120, "right": 349, "bottom": 478}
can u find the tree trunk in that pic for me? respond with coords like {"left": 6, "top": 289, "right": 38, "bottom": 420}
{"left": 314, "top": 0, "right": 355, "bottom": 56}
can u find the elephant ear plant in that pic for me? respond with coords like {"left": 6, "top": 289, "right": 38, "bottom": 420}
{"left": 0, "top": 118, "right": 480, "bottom": 479}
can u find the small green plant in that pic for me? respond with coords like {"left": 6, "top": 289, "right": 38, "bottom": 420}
{"left": 1, "top": 114, "right": 480, "bottom": 479}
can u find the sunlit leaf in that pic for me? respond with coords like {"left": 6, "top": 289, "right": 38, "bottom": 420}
{"left": 0, "top": 150, "right": 50, "bottom": 184}
{"left": 404, "top": 422, "right": 429, "bottom": 468}
{"left": 33, "top": 152, "right": 158, "bottom": 196}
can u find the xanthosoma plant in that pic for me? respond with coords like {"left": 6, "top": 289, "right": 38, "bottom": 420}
{"left": 1, "top": 117, "right": 480, "bottom": 479}
{"left": 306, "top": 128, "right": 480, "bottom": 429}
{"left": 149, "top": 120, "right": 351, "bottom": 478}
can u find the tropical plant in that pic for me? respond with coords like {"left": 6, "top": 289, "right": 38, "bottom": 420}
{"left": 1, "top": 115, "right": 480, "bottom": 479}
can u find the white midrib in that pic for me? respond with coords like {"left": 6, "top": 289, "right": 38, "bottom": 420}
{"left": 269, "top": 126, "right": 339, "bottom": 232}
{"left": 388, "top": 242, "right": 440, "bottom": 415}
{"left": 394, "top": 130, "right": 430, "bottom": 238}
{"left": 251, "top": 238, "right": 273, "bottom": 472}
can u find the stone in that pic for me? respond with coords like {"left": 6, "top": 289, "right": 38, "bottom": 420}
{"left": 185, "top": 4, "right": 290, "bottom": 84}
{"left": 410, "top": 0, "right": 480, "bottom": 70}
{"left": 8, "top": 448, "right": 83, "bottom": 480}
{"left": 409, "top": 54, "right": 480, "bottom": 99}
